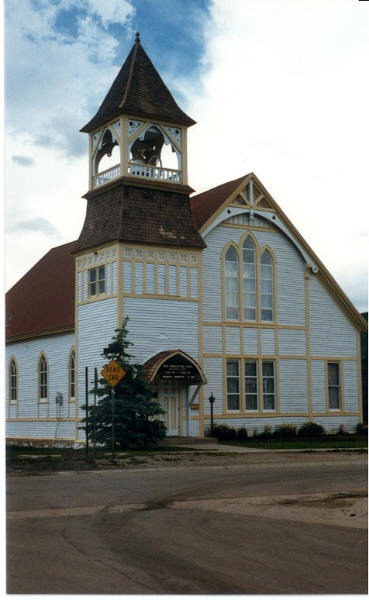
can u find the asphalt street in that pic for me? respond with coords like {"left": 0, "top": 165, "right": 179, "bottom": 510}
{"left": 7, "top": 457, "right": 368, "bottom": 594}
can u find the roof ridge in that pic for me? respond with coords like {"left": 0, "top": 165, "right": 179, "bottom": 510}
{"left": 118, "top": 38, "right": 139, "bottom": 111}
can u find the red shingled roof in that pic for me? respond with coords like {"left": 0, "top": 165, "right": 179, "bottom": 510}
{"left": 81, "top": 39, "right": 195, "bottom": 133}
{"left": 190, "top": 175, "right": 248, "bottom": 229}
{"left": 6, "top": 241, "right": 75, "bottom": 341}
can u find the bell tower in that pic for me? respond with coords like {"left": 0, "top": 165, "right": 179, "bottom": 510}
{"left": 74, "top": 33, "right": 204, "bottom": 255}
{"left": 80, "top": 32, "right": 194, "bottom": 193}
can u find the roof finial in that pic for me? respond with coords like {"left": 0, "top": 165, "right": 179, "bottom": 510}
{"left": 135, "top": 31, "right": 140, "bottom": 44}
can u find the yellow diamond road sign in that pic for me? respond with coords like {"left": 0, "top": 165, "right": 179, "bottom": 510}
{"left": 101, "top": 359, "right": 126, "bottom": 387}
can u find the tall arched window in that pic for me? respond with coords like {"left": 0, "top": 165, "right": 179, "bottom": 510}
{"left": 69, "top": 351, "right": 75, "bottom": 400}
{"left": 39, "top": 354, "right": 48, "bottom": 400}
{"left": 9, "top": 359, "right": 17, "bottom": 403}
{"left": 225, "top": 246, "right": 239, "bottom": 319}
{"left": 242, "top": 237, "right": 257, "bottom": 320}
{"left": 260, "top": 250, "right": 274, "bottom": 321}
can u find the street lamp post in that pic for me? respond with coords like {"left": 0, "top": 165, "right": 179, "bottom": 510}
{"left": 209, "top": 393, "right": 215, "bottom": 435}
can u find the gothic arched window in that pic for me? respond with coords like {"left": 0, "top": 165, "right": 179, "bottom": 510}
{"left": 69, "top": 351, "right": 75, "bottom": 400}
{"left": 225, "top": 246, "right": 239, "bottom": 320}
{"left": 9, "top": 359, "right": 17, "bottom": 403}
{"left": 260, "top": 249, "right": 274, "bottom": 321}
{"left": 39, "top": 354, "right": 48, "bottom": 400}
{"left": 242, "top": 237, "right": 257, "bottom": 320}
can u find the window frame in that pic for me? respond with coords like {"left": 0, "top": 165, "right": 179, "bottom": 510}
{"left": 262, "top": 359, "right": 276, "bottom": 411}
{"left": 245, "top": 359, "right": 258, "bottom": 411}
{"left": 88, "top": 265, "right": 106, "bottom": 297}
{"left": 224, "top": 245, "right": 240, "bottom": 321}
{"left": 226, "top": 359, "right": 241, "bottom": 411}
{"left": 38, "top": 353, "right": 48, "bottom": 403}
{"left": 9, "top": 358, "right": 18, "bottom": 405}
{"left": 327, "top": 361, "right": 342, "bottom": 411}
{"left": 242, "top": 236, "right": 257, "bottom": 321}
{"left": 69, "top": 349, "right": 76, "bottom": 401}
{"left": 223, "top": 238, "right": 276, "bottom": 324}
{"left": 260, "top": 249, "right": 274, "bottom": 322}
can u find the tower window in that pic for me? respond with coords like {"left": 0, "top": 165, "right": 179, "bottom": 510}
{"left": 9, "top": 359, "right": 17, "bottom": 403}
{"left": 39, "top": 354, "right": 48, "bottom": 400}
{"left": 89, "top": 266, "right": 105, "bottom": 296}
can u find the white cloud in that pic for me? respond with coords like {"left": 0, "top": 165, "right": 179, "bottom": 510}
{"left": 186, "top": 0, "right": 368, "bottom": 311}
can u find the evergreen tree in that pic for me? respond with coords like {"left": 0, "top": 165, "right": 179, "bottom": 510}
{"left": 80, "top": 318, "right": 166, "bottom": 449}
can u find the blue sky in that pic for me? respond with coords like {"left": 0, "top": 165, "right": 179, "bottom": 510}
{"left": 5, "top": 0, "right": 369, "bottom": 312}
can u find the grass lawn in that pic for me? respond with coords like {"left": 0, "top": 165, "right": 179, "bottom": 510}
{"left": 218, "top": 438, "right": 368, "bottom": 450}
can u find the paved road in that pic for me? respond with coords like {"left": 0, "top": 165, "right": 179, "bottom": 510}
{"left": 7, "top": 458, "right": 368, "bottom": 594}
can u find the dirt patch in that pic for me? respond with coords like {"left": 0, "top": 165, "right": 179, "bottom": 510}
{"left": 172, "top": 491, "right": 368, "bottom": 529}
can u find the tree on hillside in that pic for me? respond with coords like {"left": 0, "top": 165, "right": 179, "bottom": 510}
{"left": 80, "top": 318, "right": 166, "bottom": 449}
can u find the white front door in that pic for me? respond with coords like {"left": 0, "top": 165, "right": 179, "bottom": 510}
{"left": 158, "top": 380, "right": 179, "bottom": 436}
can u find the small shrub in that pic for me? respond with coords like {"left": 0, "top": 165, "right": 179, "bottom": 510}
{"left": 273, "top": 424, "right": 297, "bottom": 439}
{"left": 298, "top": 421, "right": 326, "bottom": 438}
{"left": 252, "top": 428, "right": 259, "bottom": 438}
{"left": 211, "top": 424, "right": 237, "bottom": 441}
{"left": 336, "top": 424, "right": 345, "bottom": 436}
{"left": 356, "top": 422, "right": 368, "bottom": 436}
{"left": 237, "top": 427, "right": 248, "bottom": 441}
{"left": 259, "top": 425, "right": 273, "bottom": 440}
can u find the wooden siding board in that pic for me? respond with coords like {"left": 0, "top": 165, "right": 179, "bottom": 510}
{"left": 279, "top": 359, "right": 309, "bottom": 412}
{"left": 309, "top": 276, "right": 357, "bottom": 356}
{"left": 261, "top": 328, "right": 275, "bottom": 355}
{"left": 123, "top": 297, "right": 199, "bottom": 363}
{"left": 343, "top": 361, "right": 360, "bottom": 412}
{"left": 202, "top": 357, "right": 223, "bottom": 413}
{"left": 123, "top": 261, "right": 132, "bottom": 293}
{"left": 279, "top": 329, "right": 306, "bottom": 355}
{"left": 203, "top": 326, "right": 222, "bottom": 353}
{"left": 313, "top": 415, "right": 359, "bottom": 433}
{"left": 6, "top": 333, "right": 75, "bottom": 436}
{"left": 77, "top": 298, "right": 117, "bottom": 424}
{"left": 226, "top": 327, "right": 241, "bottom": 354}
{"left": 311, "top": 360, "right": 326, "bottom": 412}
{"left": 244, "top": 328, "right": 258, "bottom": 354}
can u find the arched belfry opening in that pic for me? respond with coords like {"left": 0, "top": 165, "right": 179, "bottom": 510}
{"left": 128, "top": 124, "right": 180, "bottom": 181}
{"left": 93, "top": 128, "right": 120, "bottom": 186}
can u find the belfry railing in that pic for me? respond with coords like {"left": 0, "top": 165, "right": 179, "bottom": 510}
{"left": 93, "top": 162, "right": 182, "bottom": 188}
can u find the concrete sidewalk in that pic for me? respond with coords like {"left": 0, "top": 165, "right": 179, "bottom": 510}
{"left": 186, "top": 443, "right": 367, "bottom": 454}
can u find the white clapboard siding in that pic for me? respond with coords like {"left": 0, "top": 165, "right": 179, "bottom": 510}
{"left": 123, "top": 297, "right": 198, "bottom": 363}
{"left": 146, "top": 263, "right": 155, "bottom": 294}
{"left": 313, "top": 416, "right": 359, "bottom": 433}
{"left": 311, "top": 360, "right": 326, "bottom": 412}
{"left": 278, "top": 329, "right": 306, "bottom": 355}
{"left": 261, "top": 328, "right": 275, "bottom": 355}
{"left": 254, "top": 230, "right": 306, "bottom": 326}
{"left": 7, "top": 420, "right": 76, "bottom": 440}
{"left": 202, "top": 357, "right": 223, "bottom": 413}
{"left": 179, "top": 266, "right": 188, "bottom": 297}
{"left": 77, "top": 298, "right": 117, "bottom": 424}
{"left": 309, "top": 276, "right": 357, "bottom": 356}
{"left": 204, "top": 416, "right": 308, "bottom": 434}
{"left": 244, "top": 328, "right": 258, "bottom": 354}
{"left": 343, "top": 361, "right": 360, "bottom": 412}
{"left": 226, "top": 327, "right": 241, "bottom": 354}
{"left": 123, "top": 261, "right": 132, "bottom": 293}
{"left": 158, "top": 264, "right": 166, "bottom": 294}
{"left": 202, "top": 223, "right": 306, "bottom": 326}
{"left": 279, "top": 359, "right": 309, "bottom": 412}
{"left": 169, "top": 265, "right": 177, "bottom": 295}
{"left": 6, "top": 332, "right": 75, "bottom": 438}
{"left": 135, "top": 262, "right": 144, "bottom": 294}
{"left": 190, "top": 268, "right": 198, "bottom": 298}
{"left": 203, "top": 326, "right": 222, "bottom": 353}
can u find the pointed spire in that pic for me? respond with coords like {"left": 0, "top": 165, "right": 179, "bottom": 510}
{"left": 80, "top": 39, "right": 195, "bottom": 133}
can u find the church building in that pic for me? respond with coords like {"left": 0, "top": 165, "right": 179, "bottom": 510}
{"left": 6, "top": 35, "right": 367, "bottom": 445}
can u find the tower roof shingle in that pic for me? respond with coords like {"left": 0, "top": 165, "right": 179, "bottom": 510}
{"left": 81, "top": 38, "right": 195, "bottom": 133}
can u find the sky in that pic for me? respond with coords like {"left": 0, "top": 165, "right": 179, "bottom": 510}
{"left": 4, "top": 0, "right": 369, "bottom": 312}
